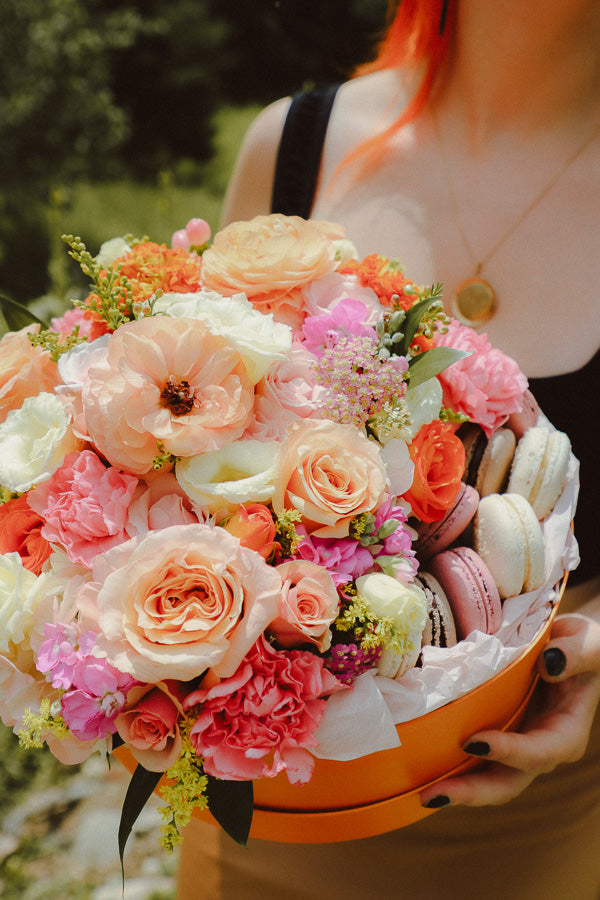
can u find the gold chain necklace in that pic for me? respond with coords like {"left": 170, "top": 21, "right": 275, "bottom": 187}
{"left": 432, "top": 110, "right": 600, "bottom": 328}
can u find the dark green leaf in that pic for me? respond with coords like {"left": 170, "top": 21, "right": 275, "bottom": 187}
{"left": 206, "top": 774, "right": 253, "bottom": 846}
{"left": 118, "top": 764, "right": 162, "bottom": 884}
{"left": 408, "top": 347, "right": 472, "bottom": 388}
{"left": 0, "top": 295, "right": 48, "bottom": 336}
{"left": 395, "top": 296, "right": 436, "bottom": 357}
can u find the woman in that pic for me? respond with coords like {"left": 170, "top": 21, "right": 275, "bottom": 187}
{"left": 178, "top": 1, "right": 600, "bottom": 896}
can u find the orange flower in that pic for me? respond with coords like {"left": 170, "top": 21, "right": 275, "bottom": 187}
{"left": 403, "top": 421, "right": 465, "bottom": 523}
{"left": 0, "top": 496, "right": 52, "bottom": 573}
{"left": 339, "top": 254, "right": 417, "bottom": 310}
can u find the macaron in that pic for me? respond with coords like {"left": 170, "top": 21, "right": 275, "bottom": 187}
{"left": 461, "top": 424, "right": 516, "bottom": 497}
{"left": 416, "top": 571, "right": 458, "bottom": 648}
{"left": 427, "top": 547, "right": 502, "bottom": 640}
{"left": 507, "top": 426, "right": 571, "bottom": 519}
{"left": 414, "top": 482, "right": 479, "bottom": 561}
{"left": 506, "top": 389, "right": 539, "bottom": 438}
{"left": 473, "top": 492, "right": 545, "bottom": 599}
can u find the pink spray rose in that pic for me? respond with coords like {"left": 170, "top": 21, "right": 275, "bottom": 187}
{"left": 75, "top": 524, "right": 282, "bottom": 683}
{"left": 220, "top": 503, "right": 279, "bottom": 559}
{"left": 115, "top": 680, "right": 186, "bottom": 771}
{"left": 268, "top": 560, "right": 340, "bottom": 652}
{"left": 81, "top": 316, "right": 254, "bottom": 475}
{"left": 27, "top": 450, "right": 139, "bottom": 568}
{"left": 434, "top": 320, "right": 528, "bottom": 437}
{"left": 184, "top": 635, "right": 341, "bottom": 784}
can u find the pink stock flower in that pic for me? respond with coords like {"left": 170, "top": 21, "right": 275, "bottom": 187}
{"left": 184, "top": 636, "right": 341, "bottom": 784}
{"left": 115, "top": 680, "right": 186, "bottom": 771}
{"left": 36, "top": 623, "right": 96, "bottom": 690}
{"left": 434, "top": 320, "right": 528, "bottom": 438}
{"left": 269, "top": 559, "right": 340, "bottom": 652}
{"left": 60, "top": 657, "right": 136, "bottom": 741}
{"left": 27, "top": 450, "right": 139, "bottom": 567}
{"left": 81, "top": 316, "right": 254, "bottom": 475}
{"left": 294, "top": 526, "right": 373, "bottom": 586}
{"left": 301, "top": 299, "right": 377, "bottom": 357}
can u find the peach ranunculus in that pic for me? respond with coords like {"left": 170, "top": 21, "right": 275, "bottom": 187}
{"left": 201, "top": 215, "right": 340, "bottom": 326}
{"left": 402, "top": 421, "right": 465, "bottom": 523}
{"left": 434, "top": 319, "right": 528, "bottom": 438}
{"left": 0, "top": 496, "right": 52, "bottom": 573}
{"left": 220, "top": 503, "right": 279, "bottom": 559}
{"left": 269, "top": 560, "right": 340, "bottom": 652}
{"left": 81, "top": 316, "right": 254, "bottom": 475}
{"left": 75, "top": 524, "right": 282, "bottom": 683}
{"left": 115, "top": 680, "right": 187, "bottom": 771}
{"left": 272, "top": 419, "right": 387, "bottom": 539}
{"left": 0, "top": 326, "right": 60, "bottom": 424}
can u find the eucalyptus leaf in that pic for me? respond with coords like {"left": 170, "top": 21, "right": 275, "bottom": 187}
{"left": 0, "top": 294, "right": 48, "bottom": 336}
{"left": 118, "top": 764, "right": 162, "bottom": 884}
{"left": 408, "top": 347, "right": 472, "bottom": 388}
{"left": 206, "top": 774, "right": 254, "bottom": 846}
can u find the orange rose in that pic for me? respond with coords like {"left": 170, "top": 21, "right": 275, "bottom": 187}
{"left": 220, "top": 503, "right": 279, "bottom": 559}
{"left": 403, "top": 421, "right": 465, "bottom": 523}
{"left": 0, "top": 326, "right": 60, "bottom": 424}
{"left": 0, "top": 496, "right": 52, "bottom": 573}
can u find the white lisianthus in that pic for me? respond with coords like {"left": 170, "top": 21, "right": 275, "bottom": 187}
{"left": 0, "top": 393, "right": 82, "bottom": 493}
{"left": 380, "top": 438, "right": 414, "bottom": 496}
{"left": 96, "top": 236, "right": 131, "bottom": 268}
{"left": 394, "top": 378, "right": 444, "bottom": 443}
{"left": 176, "top": 439, "right": 278, "bottom": 513}
{"left": 332, "top": 237, "right": 359, "bottom": 265}
{"left": 0, "top": 553, "right": 49, "bottom": 655}
{"left": 355, "top": 572, "right": 428, "bottom": 679}
{"left": 152, "top": 290, "right": 292, "bottom": 384}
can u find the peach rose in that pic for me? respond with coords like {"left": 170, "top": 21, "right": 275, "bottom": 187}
{"left": 115, "top": 680, "right": 186, "bottom": 771}
{"left": 201, "top": 215, "right": 339, "bottom": 323}
{"left": 402, "top": 421, "right": 465, "bottom": 523}
{"left": 75, "top": 524, "right": 282, "bottom": 682}
{"left": 81, "top": 316, "right": 254, "bottom": 475}
{"left": 220, "top": 503, "right": 279, "bottom": 559}
{"left": 272, "top": 419, "right": 387, "bottom": 538}
{"left": 0, "top": 326, "right": 60, "bottom": 424}
{"left": 269, "top": 560, "right": 339, "bottom": 652}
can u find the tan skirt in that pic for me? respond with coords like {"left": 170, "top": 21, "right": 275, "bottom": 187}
{"left": 177, "top": 586, "right": 600, "bottom": 900}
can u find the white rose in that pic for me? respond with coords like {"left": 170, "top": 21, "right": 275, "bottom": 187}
{"left": 96, "top": 237, "right": 131, "bottom": 268}
{"left": 0, "top": 553, "right": 49, "bottom": 655}
{"left": 0, "top": 393, "right": 82, "bottom": 493}
{"left": 152, "top": 290, "right": 292, "bottom": 383}
{"left": 356, "top": 572, "right": 427, "bottom": 634}
{"left": 176, "top": 439, "right": 278, "bottom": 513}
{"left": 395, "top": 378, "right": 443, "bottom": 443}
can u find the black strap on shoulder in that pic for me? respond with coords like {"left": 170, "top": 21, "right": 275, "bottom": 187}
{"left": 270, "top": 84, "right": 340, "bottom": 219}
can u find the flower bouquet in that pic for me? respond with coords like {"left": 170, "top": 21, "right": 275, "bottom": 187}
{"left": 0, "top": 214, "right": 577, "bottom": 860}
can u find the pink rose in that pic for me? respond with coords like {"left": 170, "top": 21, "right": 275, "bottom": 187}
{"left": 81, "top": 316, "right": 254, "bottom": 475}
{"left": 272, "top": 419, "right": 387, "bottom": 538}
{"left": 220, "top": 503, "right": 279, "bottom": 559}
{"left": 184, "top": 635, "right": 341, "bottom": 784}
{"left": 27, "top": 450, "right": 139, "bottom": 567}
{"left": 434, "top": 320, "right": 528, "bottom": 438}
{"left": 301, "top": 272, "right": 382, "bottom": 323}
{"left": 115, "top": 680, "right": 186, "bottom": 771}
{"left": 124, "top": 471, "right": 202, "bottom": 539}
{"left": 0, "top": 326, "right": 60, "bottom": 424}
{"left": 201, "top": 215, "right": 339, "bottom": 327}
{"left": 75, "top": 524, "right": 282, "bottom": 682}
{"left": 269, "top": 560, "right": 339, "bottom": 652}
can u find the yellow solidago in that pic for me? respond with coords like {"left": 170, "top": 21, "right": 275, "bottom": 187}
{"left": 335, "top": 595, "right": 408, "bottom": 654}
{"left": 18, "top": 698, "right": 69, "bottom": 749}
{"left": 158, "top": 721, "right": 209, "bottom": 853}
{"left": 275, "top": 508, "right": 303, "bottom": 556}
{"left": 152, "top": 441, "right": 177, "bottom": 471}
{"left": 28, "top": 327, "right": 87, "bottom": 362}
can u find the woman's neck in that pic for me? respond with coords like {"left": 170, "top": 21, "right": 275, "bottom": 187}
{"left": 439, "top": 0, "right": 600, "bottom": 145}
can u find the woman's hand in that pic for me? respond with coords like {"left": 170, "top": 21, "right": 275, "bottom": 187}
{"left": 420, "top": 612, "right": 600, "bottom": 809}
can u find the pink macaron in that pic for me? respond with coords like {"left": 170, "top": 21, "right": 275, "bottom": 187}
{"left": 414, "top": 482, "right": 479, "bottom": 561}
{"left": 506, "top": 389, "right": 540, "bottom": 439}
{"left": 426, "top": 547, "right": 502, "bottom": 640}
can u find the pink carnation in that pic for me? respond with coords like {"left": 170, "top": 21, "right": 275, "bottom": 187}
{"left": 434, "top": 320, "right": 528, "bottom": 437}
{"left": 184, "top": 636, "right": 341, "bottom": 784}
{"left": 27, "top": 450, "right": 139, "bottom": 567}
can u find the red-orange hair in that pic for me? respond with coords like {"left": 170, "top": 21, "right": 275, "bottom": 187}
{"left": 340, "top": 0, "right": 455, "bottom": 174}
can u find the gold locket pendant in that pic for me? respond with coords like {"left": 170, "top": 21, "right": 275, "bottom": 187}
{"left": 451, "top": 275, "right": 497, "bottom": 328}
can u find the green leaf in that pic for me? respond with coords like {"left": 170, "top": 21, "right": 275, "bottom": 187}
{"left": 396, "top": 296, "right": 437, "bottom": 357}
{"left": 118, "top": 764, "right": 162, "bottom": 884}
{"left": 206, "top": 774, "right": 253, "bottom": 846}
{"left": 408, "top": 347, "right": 472, "bottom": 388}
{"left": 0, "top": 295, "right": 48, "bottom": 336}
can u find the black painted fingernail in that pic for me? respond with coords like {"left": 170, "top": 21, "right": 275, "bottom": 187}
{"left": 423, "top": 795, "right": 451, "bottom": 809}
{"left": 463, "top": 740, "right": 491, "bottom": 757}
{"left": 543, "top": 647, "right": 567, "bottom": 677}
